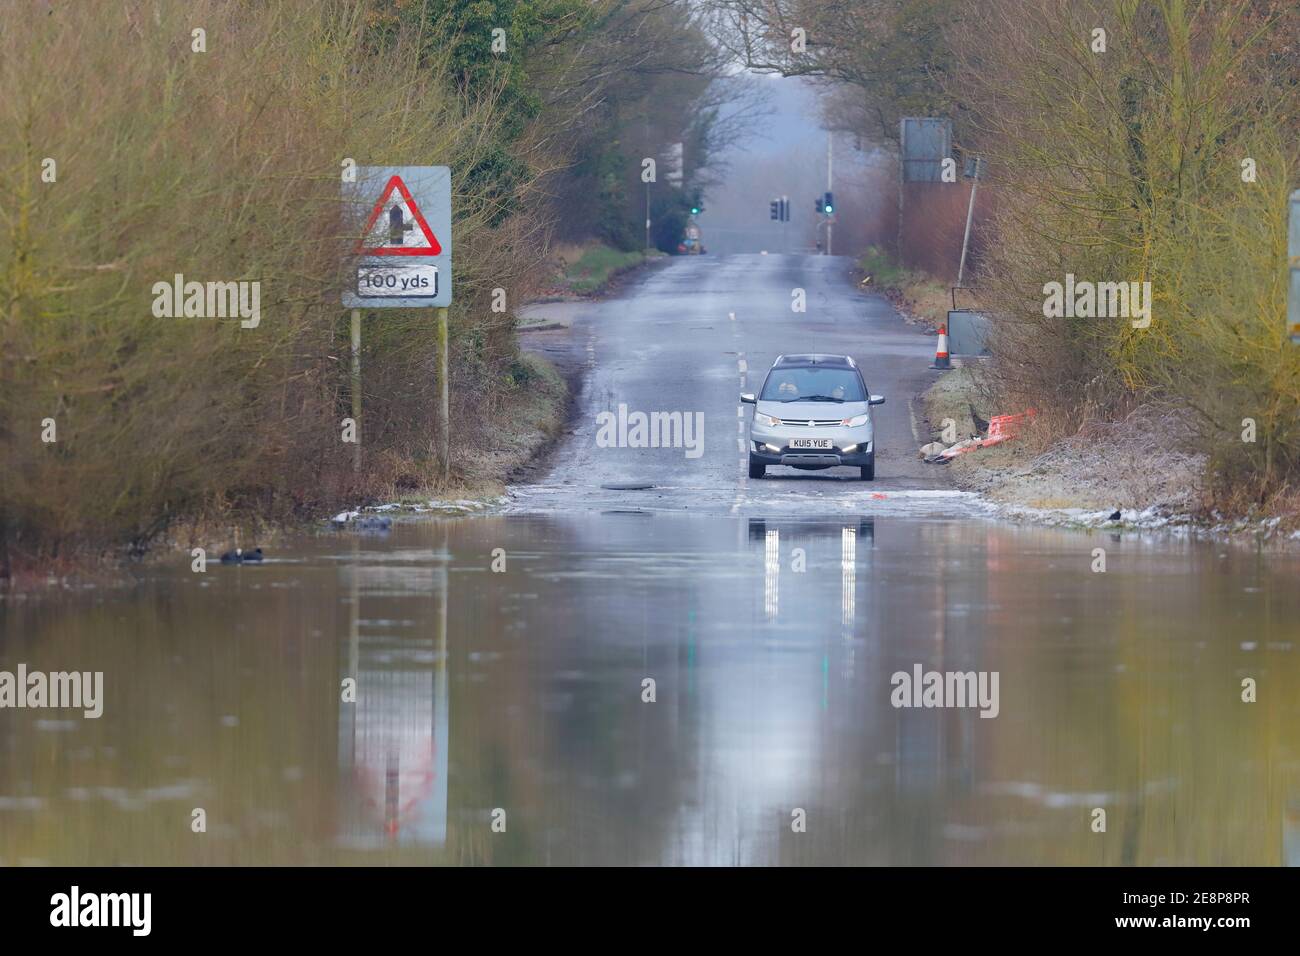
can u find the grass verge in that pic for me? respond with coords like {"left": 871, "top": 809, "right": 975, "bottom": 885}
{"left": 857, "top": 246, "right": 951, "bottom": 330}
{"left": 922, "top": 367, "right": 1209, "bottom": 517}
{"left": 544, "top": 243, "right": 665, "bottom": 296}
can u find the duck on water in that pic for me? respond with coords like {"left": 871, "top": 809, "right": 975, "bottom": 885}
{"left": 219, "top": 547, "right": 263, "bottom": 564}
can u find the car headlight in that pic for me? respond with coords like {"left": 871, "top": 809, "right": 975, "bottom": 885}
{"left": 841, "top": 414, "right": 870, "bottom": 427}
{"left": 756, "top": 413, "right": 781, "bottom": 427}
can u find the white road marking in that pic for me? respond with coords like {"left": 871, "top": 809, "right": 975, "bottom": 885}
{"left": 907, "top": 396, "right": 925, "bottom": 446}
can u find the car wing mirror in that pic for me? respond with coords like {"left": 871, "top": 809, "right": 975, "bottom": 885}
{"left": 741, "top": 393, "right": 757, "bottom": 404}
{"left": 869, "top": 395, "right": 885, "bottom": 405}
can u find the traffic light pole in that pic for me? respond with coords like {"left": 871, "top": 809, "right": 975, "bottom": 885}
{"left": 826, "top": 131, "right": 833, "bottom": 257}
{"left": 771, "top": 196, "right": 793, "bottom": 251}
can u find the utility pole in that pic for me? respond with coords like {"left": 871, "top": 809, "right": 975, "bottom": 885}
{"left": 897, "top": 123, "right": 906, "bottom": 261}
{"left": 644, "top": 118, "right": 652, "bottom": 252}
{"left": 826, "top": 131, "right": 833, "bottom": 256}
{"left": 957, "top": 157, "right": 983, "bottom": 288}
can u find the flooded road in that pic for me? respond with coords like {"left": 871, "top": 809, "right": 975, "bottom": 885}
{"left": 4, "top": 256, "right": 1298, "bottom": 866}
{"left": 3, "top": 513, "right": 1298, "bottom": 866}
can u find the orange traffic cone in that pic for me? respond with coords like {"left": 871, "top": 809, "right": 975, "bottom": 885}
{"left": 929, "top": 325, "right": 952, "bottom": 370}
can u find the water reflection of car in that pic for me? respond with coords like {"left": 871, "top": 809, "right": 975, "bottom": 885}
{"left": 747, "top": 516, "right": 875, "bottom": 544}
{"left": 742, "top": 354, "right": 885, "bottom": 480}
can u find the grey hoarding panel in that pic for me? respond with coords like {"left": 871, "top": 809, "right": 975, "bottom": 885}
{"left": 900, "top": 118, "right": 952, "bottom": 183}
{"left": 948, "top": 310, "right": 990, "bottom": 356}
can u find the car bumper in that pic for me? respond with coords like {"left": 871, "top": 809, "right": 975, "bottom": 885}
{"left": 749, "top": 440, "right": 873, "bottom": 467}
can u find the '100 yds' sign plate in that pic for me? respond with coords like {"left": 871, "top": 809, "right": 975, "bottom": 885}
{"left": 357, "top": 264, "right": 438, "bottom": 298}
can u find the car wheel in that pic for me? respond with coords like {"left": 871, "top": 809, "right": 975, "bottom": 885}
{"left": 859, "top": 459, "right": 875, "bottom": 481}
{"left": 748, "top": 458, "right": 766, "bottom": 479}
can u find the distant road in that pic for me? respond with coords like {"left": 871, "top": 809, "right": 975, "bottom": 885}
{"left": 514, "top": 253, "right": 965, "bottom": 517}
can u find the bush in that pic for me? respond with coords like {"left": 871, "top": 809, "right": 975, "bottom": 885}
{"left": 0, "top": 0, "right": 540, "bottom": 565}
{"left": 949, "top": 0, "right": 1300, "bottom": 507}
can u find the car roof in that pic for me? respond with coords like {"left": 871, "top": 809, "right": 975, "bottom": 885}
{"left": 772, "top": 353, "right": 856, "bottom": 369}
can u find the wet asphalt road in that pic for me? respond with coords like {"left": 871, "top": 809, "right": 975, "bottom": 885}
{"left": 515, "top": 254, "right": 974, "bottom": 517}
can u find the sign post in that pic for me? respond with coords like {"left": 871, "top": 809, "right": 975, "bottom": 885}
{"left": 343, "top": 166, "right": 453, "bottom": 476}
{"left": 351, "top": 309, "right": 362, "bottom": 473}
{"left": 437, "top": 306, "right": 449, "bottom": 483}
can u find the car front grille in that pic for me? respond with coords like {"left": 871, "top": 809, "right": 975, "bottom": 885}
{"left": 777, "top": 418, "right": 842, "bottom": 427}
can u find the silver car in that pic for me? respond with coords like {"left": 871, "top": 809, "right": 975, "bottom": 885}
{"left": 741, "top": 354, "right": 885, "bottom": 480}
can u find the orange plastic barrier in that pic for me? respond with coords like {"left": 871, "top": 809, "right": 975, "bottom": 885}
{"left": 981, "top": 409, "right": 1037, "bottom": 447}
{"left": 936, "top": 409, "right": 1037, "bottom": 457}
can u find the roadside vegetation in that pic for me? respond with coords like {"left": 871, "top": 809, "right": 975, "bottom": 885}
{"left": 857, "top": 246, "right": 950, "bottom": 330}
{"left": 0, "top": 0, "right": 733, "bottom": 575}
{"left": 557, "top": 244, "right": 659, "bottom": 296}
{"left": 949, "top": 0, "right": 1300, "bottom": 518}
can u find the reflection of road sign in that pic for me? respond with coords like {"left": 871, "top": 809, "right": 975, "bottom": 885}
{"left": 343, "top": 166, "right": 451, "bottom": 308}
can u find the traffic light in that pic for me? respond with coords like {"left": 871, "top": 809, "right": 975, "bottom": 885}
{"left": 770, "top": 199, "right": 780, "bottom": 220}
{"left": 822, "top": 192, "right": 834, "bottom": 214}
{"left": 691, "top": 192, "right": 703, "bottom": 216}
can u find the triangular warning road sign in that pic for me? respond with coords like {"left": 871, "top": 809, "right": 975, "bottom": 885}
{"left": 356, "top": 175, "right": 443, "bottom": 256}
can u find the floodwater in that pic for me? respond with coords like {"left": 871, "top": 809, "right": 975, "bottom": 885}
{"left": 1, "top": 513, "right": 1298, "bottom": 866}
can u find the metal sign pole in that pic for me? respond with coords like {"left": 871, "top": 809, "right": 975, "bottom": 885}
{"left": 436, "top": 306, "right": 450, "bottom": 483}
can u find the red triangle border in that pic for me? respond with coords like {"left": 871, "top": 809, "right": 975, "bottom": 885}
{"left": 355, "top": 175, "right": 443, "bottom": 256}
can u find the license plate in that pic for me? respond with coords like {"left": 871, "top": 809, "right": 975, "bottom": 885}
{"left": 789, "top": 438, "right": 833, "bottom": 450}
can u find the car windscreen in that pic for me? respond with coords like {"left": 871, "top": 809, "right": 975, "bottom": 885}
{"left": 759, "top": 366, "right": 866, "bottom": 403}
